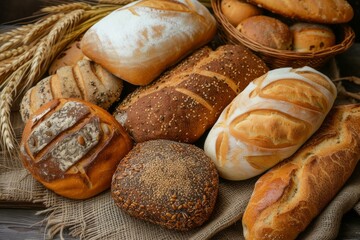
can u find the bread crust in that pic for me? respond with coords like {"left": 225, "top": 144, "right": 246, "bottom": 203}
{"left": 113, "top": 45, "right": 268, "bottom": 143}
{"left": 20, "top": 59, "right": 123, "bottom": 122}
{"left": 81, "top": 0, "right": 217, "bottom": 86}
{"left": 204, "top": 66, "right": 337, "bottom": 180}
{"left": 111, "top": 139, "right": 219, "bottom": 231}
{"left": 242, "top": 104, "right": 360, "bottom": 240}
{"left": 20, "top": 98, "right": 133, "bottom": 199}
{"left": 249, "top": 0, "right": 354, "bottom": 23}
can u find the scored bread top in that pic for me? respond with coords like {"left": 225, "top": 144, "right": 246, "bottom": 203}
{"left": 20, "top": 98, "right": 133, "bottom": 199}
{"left": 114, "top": 44, "right": 268, "bottom": 143}
{"left": 242, "top": 104, "right": 360, "bottom": 240}
{"left": 204, "top": 66, "right": 337, "bottom": 180}
{"left": 249, "top": 0, "right": 354, "bottom": 23}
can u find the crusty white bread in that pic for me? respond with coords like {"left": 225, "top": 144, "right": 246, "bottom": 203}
{"left": 81, "top": 0, "right": 217, "bottom": 86}
{"left": 242, "top": 104, "right": 360, "bottom": 240}
{"left": 204, "top": 66, "right": 337, "bottom": 180}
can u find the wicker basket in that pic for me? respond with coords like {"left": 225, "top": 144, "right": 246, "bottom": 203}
{"left": 211, "top": 0, "right": 356, "bottom": 69}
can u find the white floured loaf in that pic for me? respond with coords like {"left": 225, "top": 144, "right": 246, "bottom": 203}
{"left": 204, "top": 66, "right": 337, "bottom": 180}
{"left": 81, "top": 0, "right": 217, "bottom": 86}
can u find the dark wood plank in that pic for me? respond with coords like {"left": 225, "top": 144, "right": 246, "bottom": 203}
{"left": 0, "top": 206, "right": 359, "bottom": 240}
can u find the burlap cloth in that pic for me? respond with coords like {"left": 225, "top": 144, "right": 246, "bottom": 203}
{"left": 1, "top": 60, "right": 360, "bottom": 239}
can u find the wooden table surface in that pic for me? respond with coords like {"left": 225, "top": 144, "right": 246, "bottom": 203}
{"left": 0, "top": 202, "right": 359, "bottom": 240}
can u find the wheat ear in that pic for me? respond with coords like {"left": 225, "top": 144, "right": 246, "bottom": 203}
{"left": 41, "top": 2, "right": 93, "bottom": 13}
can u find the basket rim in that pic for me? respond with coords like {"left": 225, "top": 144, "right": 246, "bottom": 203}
{"left": 211, "top": 0, "right": 355, "bottom": 59}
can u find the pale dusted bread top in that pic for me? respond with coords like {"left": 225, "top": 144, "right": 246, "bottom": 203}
{"left": 81, "top": 0, "right": 217, "bottom": 86}
{"left": 204, "top": 66, "right": 337, "bottom": 180}
{"left": 249, "top": 0, "right": 353, "bottom": 23}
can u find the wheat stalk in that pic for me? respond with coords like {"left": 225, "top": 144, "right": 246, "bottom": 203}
{"left": 23, "top": 13, "right": 65, "bottom": 44}
{"left": 41, "top": 2, "right": 93, "bottom": 13}
{"left": 0, "top": 46, "right": 29, "bottom": 61}
{"left": 0, "top": 23, "right": 35, "bottom": 44}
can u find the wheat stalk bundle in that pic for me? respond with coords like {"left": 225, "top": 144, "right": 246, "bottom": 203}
{"left": 0, "top": 0, "right": 211, "bottom": 157}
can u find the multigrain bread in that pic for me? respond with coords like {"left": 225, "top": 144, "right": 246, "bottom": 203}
{"left": 20, "top": 98, "right": 133, "bottom": 199}
{"left": 113, "top": 44, "right": 268, "bottom": 143}
{"left": 81, "top": 0, "right": 217, "bottom": 86}
{"left": 236, "top": 15, "right": 293, "bottom": 50}
{"left": 111, "top": 139, "right": 219, "bottom": 231}
{"left": 20, "top": 59, "right": 123, "bottom": 122}
{"left": 290, "top": 22, "right": 336, "bottom": 52}
{"left": 204, "top": 66, "right": 337, "bottom": 180}
{"left": 249, "top": 0, "right": 354, "bottom": 24}
{"left": 242, "top": 104, "right": 360, "bottom": 240}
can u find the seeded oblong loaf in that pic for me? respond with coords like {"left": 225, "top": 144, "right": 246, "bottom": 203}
{"left": 242, "top": 104, "right": 360, "bottom": 240}
{"left": 20, "top": 98, "right": 133, "bottom": 199}
{"left": 111, "top": 139, "right": 219, "bottom": 231}
{"left": 20, "top": 59, "right": 123, "bottom": 122}
{"left": 81, "top": 0, "right": 217, "bottom": 86}
{"left": 204, "top": 66, "right": 337, "bottom": 180}
{"left": 113, "top": 44, "right": 268, "bottom": 143}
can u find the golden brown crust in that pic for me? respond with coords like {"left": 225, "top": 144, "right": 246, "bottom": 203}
{"left": 113, "top": 45, "right": 268, "bottom": 143}
{"left": 111, "top": 139, "right": 219, "bottom": 231}
{"left": 236, "top": 15, "right": 292, "bottom": 50}
{"left": 242, "top": 104, "right": 360, "bottom": 239}
{"left": 290, "top": 22, "right": 336, "bottom": 52}
{"left": 20, "top": 98, "right": 133, "bottom": 200}
{"left": 249, "top": 0, "right": 354, "bottom": 24}
{"left": 221, "top": 0, "right": 262, "bottom": 26}
{"left": 20, "top": 59, "right": 123, "bottom": 122}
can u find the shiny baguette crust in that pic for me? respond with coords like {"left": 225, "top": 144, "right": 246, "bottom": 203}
{"left": 81, "top": 0, "right": 217, "bottom": 86}
{"left": 249, "top": 0, "right": 353, "bottom": 23}
{"left": 20, "top": 98, "right": 133, "bottom": 199}
{"left": 20, "top": 59, "right": 123, "bottom": 122}
{"left": 114, "top": 45, "right": 268, "bottom": 143}
{"left": 242, "top": 104, "right": 360, "bottom": 240}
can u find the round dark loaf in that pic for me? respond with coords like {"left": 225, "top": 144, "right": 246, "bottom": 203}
{"left": 111, "top": 139, "right": 219, "bottom": 231}
{"left": 20, "top": 98, "right": 133, "bottom": 200}
{"left": 114, "top": 44, "right": 268, "bottom": 143}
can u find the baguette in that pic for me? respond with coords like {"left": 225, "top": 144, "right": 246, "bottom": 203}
{"left": 113, "top": 44, "right": 268, "bottom": 143}
{"left": 242, "top": 104, "right": 360, "bottom": 240}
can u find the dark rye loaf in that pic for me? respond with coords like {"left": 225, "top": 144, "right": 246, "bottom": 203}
{"left": 114, "top": 44, "right": 268, "bottom": 143}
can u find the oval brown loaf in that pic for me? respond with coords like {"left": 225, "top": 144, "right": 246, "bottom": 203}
{"left": 113, "top": 44, "right": 268, "bottom": 143}
{"left": 20, "top": 59, "right": 123, "bottom": 122}
{"left": 248, "top": 0, "right": 354, "bottom": 24}
{"left": 111, "top": 139, "right": 219, "bottom": 231}
{"left": 20, "top": 98, "right": 133, "bottom": 199}
{"left": 290, "top": 22, "right": 336, "bottom": 52}
{"left": 242, "top": 104, "right": 360, "bottom": 240}
{"left": 221, "top": 0, "right": 262, "bottom": 26}
{"left": 236, "top": 15, "right": 293, "bottom": 50}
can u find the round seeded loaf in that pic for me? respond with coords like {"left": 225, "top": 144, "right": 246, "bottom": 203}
{"left": 111, "top": 139, "right": 219, "bottom": 231}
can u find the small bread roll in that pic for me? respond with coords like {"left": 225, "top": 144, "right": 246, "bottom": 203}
{"left": 48, "top": 39, "right": 86, "bottom": 75}
{"left": 290, "top": 22, "right": 336, "bottom": 52}
{"left": 237, "top": 15, "right": 292, "bottom": 50}
{"left": 221, "top": 0, "right": 262, "bottom": 26}
{"left": 111, "top": 139, "right": 219, "bottom": 231}
{"left": 20, "top": 98, "right": 133, "bottom": 199}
